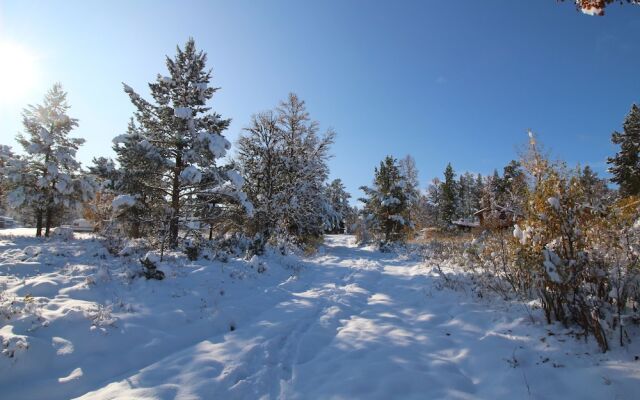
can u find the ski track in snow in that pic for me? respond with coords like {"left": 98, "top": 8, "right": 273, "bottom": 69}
{"left": 1, "top": 231, "right": 639, "bottom": 399}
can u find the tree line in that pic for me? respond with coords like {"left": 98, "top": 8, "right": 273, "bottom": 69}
{"left": 0, "top": 39, "right": 352, "bottom": 255}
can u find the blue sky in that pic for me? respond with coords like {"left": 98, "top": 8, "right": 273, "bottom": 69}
{"left": 1, "top": 1, "right": 639, "bottom": 201}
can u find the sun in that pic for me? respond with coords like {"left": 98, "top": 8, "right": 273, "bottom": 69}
{"left": 0, "top": 40, "right": 40, "bottom": 104}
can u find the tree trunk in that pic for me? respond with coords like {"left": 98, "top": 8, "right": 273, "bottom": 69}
{"left": 37, "top": 151, "right": 51, "bottom": 238}
{"left": 131, "top": 220, "right": 141, "bottom": 239}
{"left": 36, "top": 210, "right": 43, "bottom": 237}
{"left": 169, "top": 152, "right": 182, "bottom": 248}
{"left": 44, "top": 206, "right": 53, "bottom": 237}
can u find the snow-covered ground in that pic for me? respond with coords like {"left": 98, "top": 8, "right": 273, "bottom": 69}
{"left": 1, "top": 230, "right": 639, "bottom": 399}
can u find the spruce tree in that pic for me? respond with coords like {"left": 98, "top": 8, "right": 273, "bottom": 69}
{"left": 119, "top": 39, "right": 250, "bottom": 247}
{"left": 607, "top": 104, "right": 640, "bottom": 197}
{"left": 360, "top": 156, "right": 413, "bottom": 243}
{"left": 440, "top": 163, "right": 458, "bottom": 224}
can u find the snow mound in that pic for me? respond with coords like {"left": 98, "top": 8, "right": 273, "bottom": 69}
{"left": 52, "top": 226, "right": 74, "bottom": 241}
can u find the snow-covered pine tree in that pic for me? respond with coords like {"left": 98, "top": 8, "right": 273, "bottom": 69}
{"left": 119, "top": 38, "right": 251, "bottom": 247}
{"left": 325, "top": 179, "right": 352, "bottom": 233}
{"left": 8, "top": 84, "right": 95, "bottom": 237}
{"left": 111, "top": 119, "right": 166, "bottom": 238}
{"left": 607, "top": 104, "right": 640, "bottom": 197}
{"left": 360, "top": 156, "right": 413, "bottom": 244}
{"left": 439, "top": 163, "right": 458, "bottom": 225}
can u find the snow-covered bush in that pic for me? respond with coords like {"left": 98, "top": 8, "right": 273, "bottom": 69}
{"left": 437, "top": 136, "right": 640, "bottom": 352}
{"left": 140, "top": 252, "right": 165, "bottom": 280}
{"left": 480, "top": 149, "right": 637, "bottom": 351}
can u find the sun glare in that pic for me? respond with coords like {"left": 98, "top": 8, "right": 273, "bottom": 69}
{"left": 0, "top": 40, "right": 40, "bottom": 104}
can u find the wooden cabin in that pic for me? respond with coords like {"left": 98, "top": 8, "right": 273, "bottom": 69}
{"left": 473, "top": 205, "right": 521, "bottom": 229}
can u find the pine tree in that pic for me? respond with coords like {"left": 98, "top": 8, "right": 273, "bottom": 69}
{"left": 440, "top": 163, "right": 458, "bottom": 224}
{"left": 8, "top": 84, "right": 94, "bottom": 237}
{"left": 119, "top": 39, "right": 250, "bottom": 247}
{"left": 607, "top": 104, "right": 640, "bottom": 197}
{"left": 111, "top": 119, "right": 166, "bottom": 238}
{"left": 360, "top": 156, "right": 413, "bottom": 243}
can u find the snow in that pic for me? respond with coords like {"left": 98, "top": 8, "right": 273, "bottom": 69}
{"left": 111, "top": 134, "right": 129, "bottom": 145}
{"left": 226, "top": 169, "right": 244, "bottom": 188}
{"left": 0, "top": 231, "right": 638, "bottom": 399}
{"left": 547, "top": 196, "right": 561, "bottom": 211}
{"left": 389, "top": 214, "right": 405, "bottom": 224}
{"left": 6, "top": 188, "right": 26, "bottom": 207}
{"left": 381, "top": 197, "right": 400, "bottom": 206}
{"left": 111, "top": 194, "right": 136, "bottom": 210}
{"left": 543, "top": 249, "right": 563, "bottom": 283}
{"left": 58, "top": 367, "right": 83, "bottom": 383}
{"left": 513, "top": 224, "right": 528, "bottom": 245}
{"left": 174, "top": 106, "right": 192, "bottom": 119}
{"left": 206, "top": 133, "right": 231, "bottom": 158}
{"left": 54, "top": 174, "right": 73, "bottom": 195}
{"left": 580, "top": 5, "right": 604, "bottom": 16}
{"left": 52, "top": 226, "right": 74, "bottom": 241}
{"left": 180, "top": 165, "right": 202, "bottom": 184}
